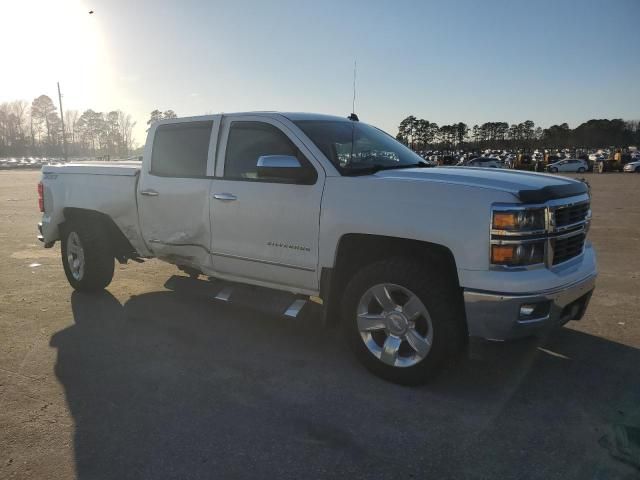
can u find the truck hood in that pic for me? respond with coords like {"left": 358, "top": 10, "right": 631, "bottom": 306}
{"left": 374, "top": 166, "right": 588, "bottom": 203}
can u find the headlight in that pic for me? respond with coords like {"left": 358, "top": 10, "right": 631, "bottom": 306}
{"left": 491, "top": 207, "right": 547, "bottom": 267}
{"left": 491, "top": 242, "right": 545, "bottom": 266}
{"left": 492, "top": 208, "right": 545, "bottom": 232}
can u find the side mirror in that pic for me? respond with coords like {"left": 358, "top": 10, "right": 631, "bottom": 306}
{"left": 256, "top": 155, "right": 315, "bottom": 183}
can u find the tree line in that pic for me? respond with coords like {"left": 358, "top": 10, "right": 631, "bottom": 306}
{"left": 0, "top": 95, "right": 137, "bottom": 158}
{"left": 396, "top": 116, "right": 640, "bottom": 151}
{"left": 147, "top": 109, "right": 178, "bottom": 126}
{"left": 5, "top": 98, "right": 637, "bottom": 158}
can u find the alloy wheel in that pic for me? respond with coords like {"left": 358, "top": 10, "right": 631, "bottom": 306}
{"left": 356, "top": 283, "right": 433, "bottom": 367}
{"left": 66, "top": 231, "right": 85, "bottom": 280}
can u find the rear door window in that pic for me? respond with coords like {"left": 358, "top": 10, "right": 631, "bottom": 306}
{"left": 151, "top": 121, "right": 213, "bottom": 177}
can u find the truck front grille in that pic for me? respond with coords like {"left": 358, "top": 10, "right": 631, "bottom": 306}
{"left": 552, "top": 233, "right": 586, "bottom": 265}
{"left": 550, "top": 200, "right": 590, "bottom": 265}
{"left": 553, "top": 202, "right": 590, "bottom": 229}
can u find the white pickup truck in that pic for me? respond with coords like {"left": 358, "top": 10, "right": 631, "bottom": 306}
{"left": 37, "top": 112, "right": 597, "bottom": 384}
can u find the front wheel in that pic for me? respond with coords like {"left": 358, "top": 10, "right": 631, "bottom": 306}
{"left": 61, "top": 222, "right": 114, "bottom": 291}
{"left": 341, "top": 257, "right": 464, "bottom": 385}
{"left": 549, "top": 167, "right": 558, "bottom": 173}
{"left": 577, "top": 167, "right": 585, "bottom": 173}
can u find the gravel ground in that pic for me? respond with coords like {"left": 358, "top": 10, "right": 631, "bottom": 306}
{"left": 1, "top": 170, "right": 639, "bottom": 480}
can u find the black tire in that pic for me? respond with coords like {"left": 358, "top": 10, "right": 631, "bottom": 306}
{"left": 61, "top": 221, "right": 114, "bottom": 291}
{"left": 636, "top": 167, "right": 640, "bottom": 173}
{"left": 550, "top": 167, "right": 558, "bottom": 173}
{"left": 577, "top": 167, "right": 585, "bottom": 173}
{"left": 341, "top": 257, "right": 464, "bottom": 385}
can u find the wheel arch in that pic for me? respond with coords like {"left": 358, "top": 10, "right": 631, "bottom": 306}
{"left": 322, "top": 233, "right": 465, "bottom": 333}
{"left": 61, "top": 207, "right": 139, "bottom": 262}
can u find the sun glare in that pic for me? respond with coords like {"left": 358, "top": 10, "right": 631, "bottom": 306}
{"left": 2, "top": 0, "right": 115, "bottom": 111}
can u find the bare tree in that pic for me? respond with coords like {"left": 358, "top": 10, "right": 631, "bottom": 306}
{"left": 65, "top": 110, "right": 79, "bottom": 145}
{"left": 31, "top": 95, "right": 60, "bottom": 153}
{"left": 10, "top": 100, "right": 29, "bottom": 139}
{"left": 117, "top": 110, "right": 136, "bottom": 156}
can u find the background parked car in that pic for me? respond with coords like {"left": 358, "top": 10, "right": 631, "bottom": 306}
{"left": 546, "top": 158, "right": 588, "bottom": 173}
{"left": 623, "top": 160, "right": 640, "bottom": 173}
{"left": 464, "top": 157, "right": 503, "bottom": 168}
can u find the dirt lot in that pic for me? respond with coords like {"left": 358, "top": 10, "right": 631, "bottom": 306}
{"left": 1, "top": 170, "right": 639, "bottom": 480}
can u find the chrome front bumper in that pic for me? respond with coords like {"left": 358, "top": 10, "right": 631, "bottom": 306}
{"left": 463, "top": 273, "right": 596, "bottom": 340}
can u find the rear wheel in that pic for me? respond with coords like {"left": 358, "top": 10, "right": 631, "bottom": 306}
{"left": 341, "top": 257, "right": 463, "bottom": 385}
{"left": 549, "top": 167, "right": 558, "bottom": 173}
{"left": 61, "top": 222, "right": 114, "bottom": 291}
{"left": 577, "top": 167, "right": 585, "bottom": 173}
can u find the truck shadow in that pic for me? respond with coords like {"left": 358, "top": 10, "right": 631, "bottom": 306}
{"left": 51, "top": 290, "right": 640, "bottom": 479}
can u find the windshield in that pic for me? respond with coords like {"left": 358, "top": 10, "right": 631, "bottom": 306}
{"left": 294, "top": 120, "right": 426, "bottom": 174}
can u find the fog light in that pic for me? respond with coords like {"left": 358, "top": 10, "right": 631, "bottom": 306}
{"left": 520, "top": 305, "right": 536, "bottom": 317}
{"left": 519, "top": 301, "right": 551, "bottom": 321}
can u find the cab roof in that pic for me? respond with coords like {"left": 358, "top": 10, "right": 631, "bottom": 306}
{"left": 155, "top": 112, "right": 354, "bottom": 124}
{"left": 278, "top": 112, "right": 352, "bottom": 122}
{"left": 220, "top": 111, "right": 353, "bottom": 122}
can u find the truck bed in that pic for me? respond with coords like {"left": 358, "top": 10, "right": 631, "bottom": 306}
{"left": 40, "top": 161, "right": 149, "bottom": 256}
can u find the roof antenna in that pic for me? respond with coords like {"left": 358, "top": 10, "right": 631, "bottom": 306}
{"left": 348, "top": 60, "right": 359, "bottom": 121}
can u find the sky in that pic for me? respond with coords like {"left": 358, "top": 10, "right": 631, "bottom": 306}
{"left": 2, "top": 0, "right": 639, "bottom": 146}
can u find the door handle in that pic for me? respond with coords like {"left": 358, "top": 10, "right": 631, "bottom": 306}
{"left": 140, "top": 189, "right": 159, "bottom": 196}
{"left": 213, "top": 193, "right": 237, "bottom": 201}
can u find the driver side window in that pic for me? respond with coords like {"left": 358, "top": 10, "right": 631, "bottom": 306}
{"left": 224, "top": 121, "right": 316, "bottom": 183}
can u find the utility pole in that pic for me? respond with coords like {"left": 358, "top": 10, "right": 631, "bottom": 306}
{"left": 57, "top": 82, "right": 68, "bottom": 161}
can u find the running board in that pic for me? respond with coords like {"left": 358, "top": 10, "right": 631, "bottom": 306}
{"left": 163, "top": 275, "right": 315, "bottom": 320}
{"left": 214, "top": 286, "right": 233, "bottom": 302}
{"left": 284, "top": 299, "right": 307, "bottom": 318}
